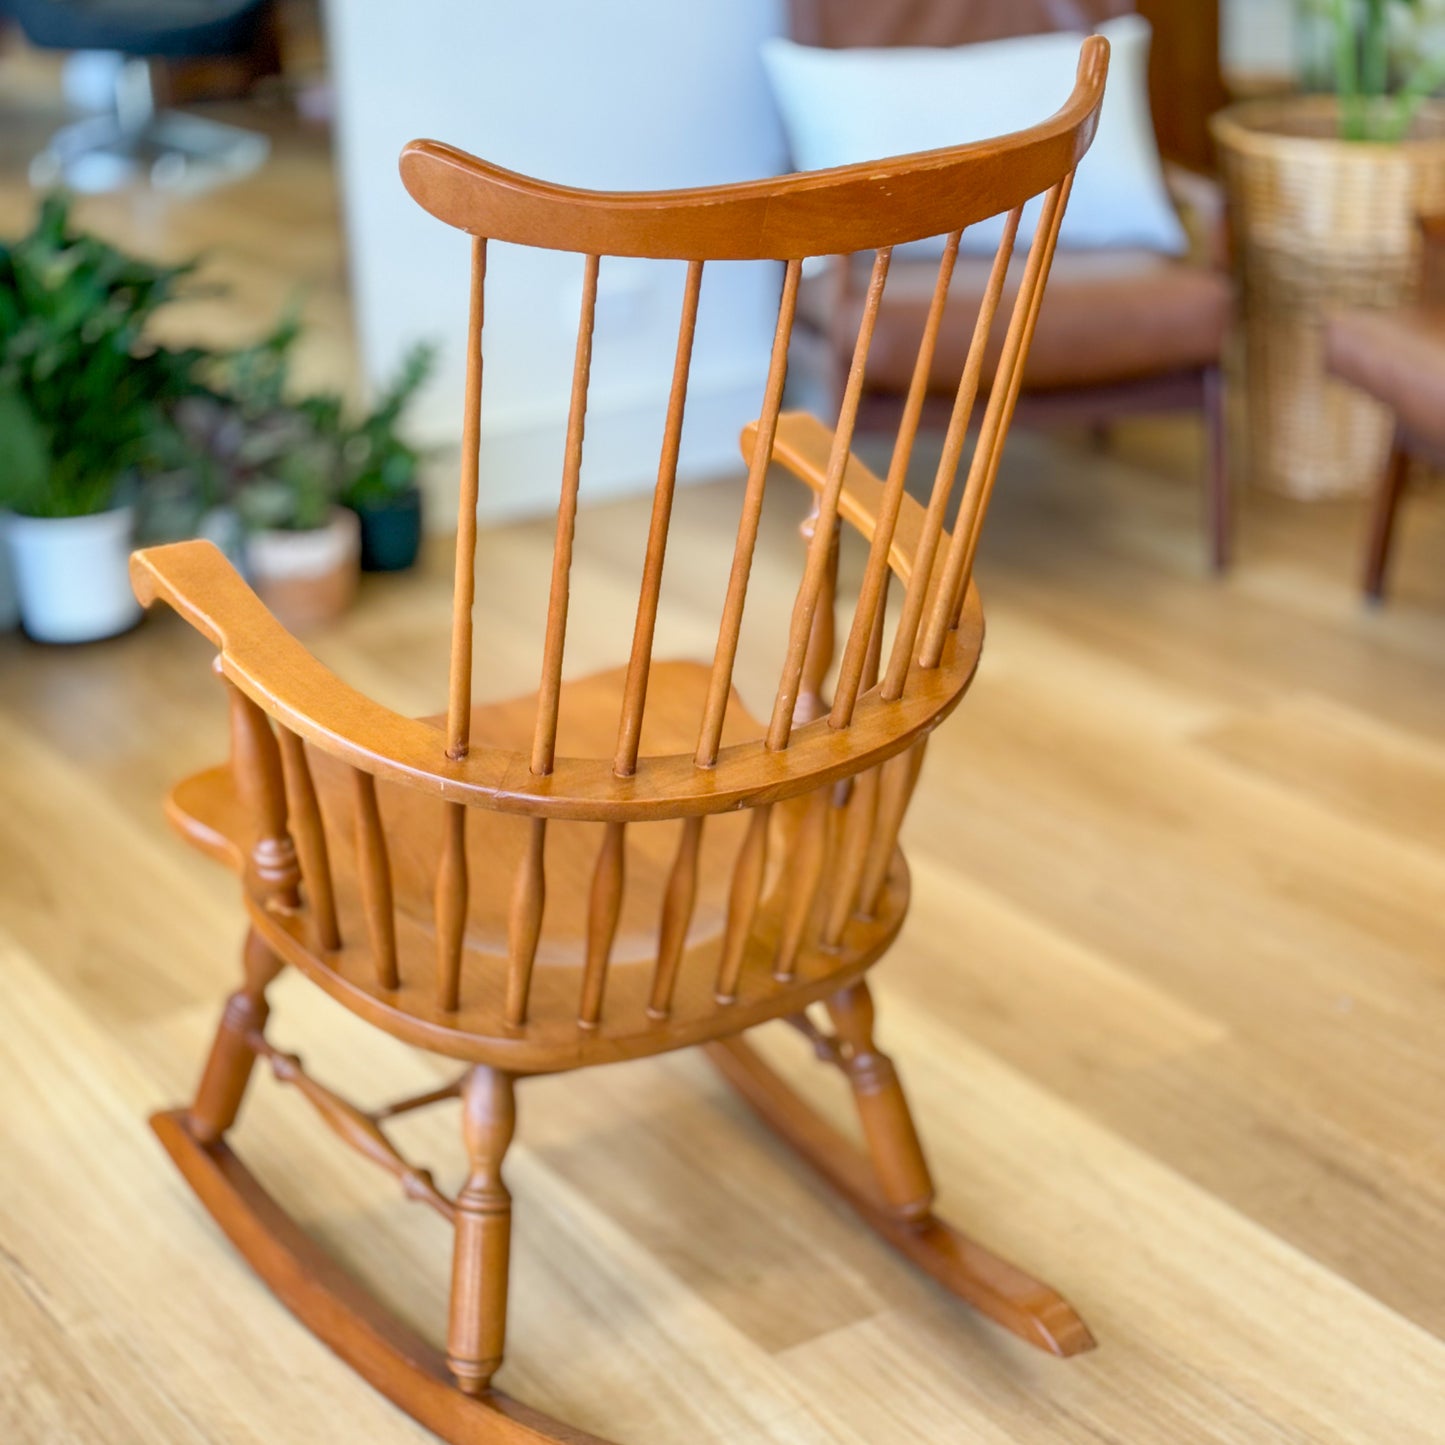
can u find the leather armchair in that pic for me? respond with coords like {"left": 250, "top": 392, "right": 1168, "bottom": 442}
{"left": 1325, "top": 214, "right": 1445, "bottom": 602}
{"left": 785, "top": 0, "right": 1235, "bottom": 570}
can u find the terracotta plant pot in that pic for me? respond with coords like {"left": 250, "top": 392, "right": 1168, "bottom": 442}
{"left": 6, "top": 504, "right": 142, "bottom": 643}
{"left": 352, "top": 485, "right": 423, "bottom": 572}
{"left": 1213, "top": 97, "right": 1445, "bottom": 498}
{"left": 246, "top": 506, "right": 360, "bottom": 630}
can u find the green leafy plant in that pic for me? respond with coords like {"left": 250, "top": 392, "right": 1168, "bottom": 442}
{"left": 160, "top": 313, "right": 343, "bottom": 535}
{"left": 0, "top": 194, "right": 204, "bottom": 518}
{"left": 338, "top": 343, "right": 435, "bottom": 510}
{"left": 1326, "top": 0, "right": 1445, "bottom": 140}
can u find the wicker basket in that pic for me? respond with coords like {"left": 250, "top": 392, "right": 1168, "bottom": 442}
{"left": 1213, "top": 98, "right": 1445, "bottom": 498}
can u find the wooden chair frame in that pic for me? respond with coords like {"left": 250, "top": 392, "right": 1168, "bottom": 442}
{"left": 134, "top": 38, "right": 1109, "bottom": 1444}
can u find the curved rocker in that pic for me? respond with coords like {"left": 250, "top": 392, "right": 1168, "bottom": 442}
{"left": 153, "top": 982, "right": 1090, "bottom": 1445}
{"left": 704, "top": 1034, "right": 1094, "bottom": 1360}
{"left": 151, "top": 1110, "right": 616, "bottom": 1445}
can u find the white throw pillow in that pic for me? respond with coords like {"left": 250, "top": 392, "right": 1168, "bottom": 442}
{"left": 761, "top": 16, "right": 1187, "bottom": 256}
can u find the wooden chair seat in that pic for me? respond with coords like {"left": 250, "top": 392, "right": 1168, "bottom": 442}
{"left": 167, "top": 659, "right": 909, "bottom": 1070}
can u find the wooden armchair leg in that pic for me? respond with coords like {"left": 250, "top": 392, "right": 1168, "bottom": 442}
{"left": 189, "top": 928, "right": 284, "bottom": 1145}
{"left": 1364, "top": 436, "right": 1411, "bottom": 602}
{"left": 825, "top": 981, "right": 934, "bottom": 1224}
{"left": 447, "top": 1065, "right": 517, "bottom": 1396}
{"left": 1203, "top": 366, "right": 1231, "bottom": 574}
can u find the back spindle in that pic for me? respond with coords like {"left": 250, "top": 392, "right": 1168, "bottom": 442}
{"left": 882, "top": 206, "right": 1022, "bottom": 703}
{"left": 921, "top": 177, "right": 1074, "bottom": 668}
{"left": 768, "top": 247, "right": 892, "bottom": 751}
{"left": 533, "top": 253, "right": 601, "bottom": 779}
{"left": 615, "top": 259, "right": 703, "bottom": 777}
{"left": 832, "top": 230, "right": 962, "bottom": 730}
{"left": 696, "top": 258, "right": 802, "bottom": 767}
{"left": 435, "top": 235, "right": 487, "bottom": 1014}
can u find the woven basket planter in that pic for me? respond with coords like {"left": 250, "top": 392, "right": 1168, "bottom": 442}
{"left": 1213, "top": 98, "right": 1445, "bottom": 499}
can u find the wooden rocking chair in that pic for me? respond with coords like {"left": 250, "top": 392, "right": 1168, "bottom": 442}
{"left": 132, "top": 37, "right": 1108, "bottom": 1445}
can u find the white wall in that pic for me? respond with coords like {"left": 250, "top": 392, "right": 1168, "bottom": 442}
{"left": 323, "top": 1, "right": 787, "bottom": 523}
{"left": 1222, "top": 0, "right": 1296, "bottom": 81}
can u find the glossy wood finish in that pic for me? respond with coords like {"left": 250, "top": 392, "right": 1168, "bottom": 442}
{"left": 150, "top": 1112, "right": 616, "bottom": 1445}
{"left": 1363, "top": 435, "right": 1413, "bottom": 602}
{"left": 705, "top": 1036, "right": 1095, "bottom": 1359}
{"left": 130, "top": 44, "right": 1108, "bottom": 1445}
{"left": 397, "top": 42, "right": 1107, "bottom": 260}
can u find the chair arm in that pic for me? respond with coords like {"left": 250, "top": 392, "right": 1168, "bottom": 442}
{"left": 1419, "top": 211, "right": 1445, "bottom": 304}
{"left": 130, "top": 540, "right": 465, "bottom": 787}
{"left": 740, "top": 412, "right": 932, "bottom": 587}
{"left": 132, "top": 537, "right": 975, "bottom": 821}
{"left": 1163, "top": 162, "right": 1228, "bottom": 271}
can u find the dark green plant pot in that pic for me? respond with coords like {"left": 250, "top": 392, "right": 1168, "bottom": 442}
{"left": 352, "top": 487, "right": 423, "bottom": 572}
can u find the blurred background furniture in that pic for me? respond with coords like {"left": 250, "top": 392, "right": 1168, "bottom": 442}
{"left": 784, "top": 0, "right": 1235, "bottom": 570}
{"left": 1326, "top": 213, "right": 1445, "bottom": 602}
{"left": 6, "top": 0, "right": 275, "bottom": 192}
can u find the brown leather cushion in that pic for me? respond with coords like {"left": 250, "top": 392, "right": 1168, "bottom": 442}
{"left": 803, "top": 251, "right": 1230, "bottom": 394}
{"left": 788, "top": 0, "right": 1133, "bottom": 49}
{"left": 1325, "top": 305, "right": 1445, "bottom": 448}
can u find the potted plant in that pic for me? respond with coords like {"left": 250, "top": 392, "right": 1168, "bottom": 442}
{"left": 191, "top": 317, "right": 360, "bottom": 631}
{"left": 1214, "top": 0, "right": 1445, "bottom": 498}
{"left": 0, "top": 196, "right": 201, "bottom": 642}
{"left": 338, "top": 343, "right": 435, "bottom": 572}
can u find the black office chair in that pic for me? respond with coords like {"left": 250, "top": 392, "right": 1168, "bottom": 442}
{"left": 10, "top": 0, "right": 275, "bottom": 193}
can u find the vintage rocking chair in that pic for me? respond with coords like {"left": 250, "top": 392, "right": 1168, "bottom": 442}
{"left": 132, "top": 37, "right": 1108, "bottom": 1445}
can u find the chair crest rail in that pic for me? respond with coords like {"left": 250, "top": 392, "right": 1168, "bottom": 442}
{"left": 398, "top": 37, "right": 1107, "bottom": 259}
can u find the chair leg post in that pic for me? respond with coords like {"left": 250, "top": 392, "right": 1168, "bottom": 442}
{"left": 447, "top": 1065, "right": 516, "bottom": 1397}
{"left": 1203, "top": 365, "right": 1231, "bottom": 573}
{"left": 189, "top": 928, "right": 283, "bottom": 1146}
{"left": 1364, "top": 434, "right": 1411, "bottom": 603}
{"left": 825, "top": 982, "right": 935, "bottom": 1224}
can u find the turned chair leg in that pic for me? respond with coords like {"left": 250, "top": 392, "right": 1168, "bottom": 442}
{"left": 447, "top": 1065, "right": 517, "bottom": 1396}
{"left": 189, "top": 928, "right": 284, "bottom": 1146}
{"left": 825, "top": 981, "right": 934, "bottom": 1224}
{"left": 1364, "top": 434, "right": 1411, "bottom": 603}
{"left": 1203, "top": 365, "right": 1232, "bottom": 574}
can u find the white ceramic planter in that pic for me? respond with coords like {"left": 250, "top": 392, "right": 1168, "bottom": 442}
{"left": 246, "top": 507, "right": 360, "bottom": 630}
{"left": 7, "top": 505, "right": 142, "bottom": 643}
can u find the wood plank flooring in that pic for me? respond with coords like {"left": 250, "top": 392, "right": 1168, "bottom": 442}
{"left": 2, "top": 63, "right": 1445, "bottom": 1445}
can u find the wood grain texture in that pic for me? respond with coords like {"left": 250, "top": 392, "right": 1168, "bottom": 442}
{"left": 17, "top": 38, "right": 1445, "bottom": 1445}
{"left": 5, "top": 421, "right": 1445, "bottom": 1440}
{"left": 277, "top": 728, "right": 340, "bottom": 951}
{"left": 350, "top": 766, "right": 399, "bottom": 991}
{"left": 397, "top": 40, "right": 1107, "bottom": 260}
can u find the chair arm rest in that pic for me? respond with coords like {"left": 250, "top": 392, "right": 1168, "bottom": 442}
{"left": 1164, "top": 162, "right": 1229, "bottom": 271}
{"left": 739, "top": 412, "right": 932, "bottom": 587}
{"left": 1419, "top": 211, "right": 1445, "bottom": 304}
{"left": 130, "top": 541, "right": 451, "bottom": 783}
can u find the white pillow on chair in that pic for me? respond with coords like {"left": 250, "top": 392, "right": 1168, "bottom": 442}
{"left": 762, "top": 15, "right": 1188, "bottom": 256}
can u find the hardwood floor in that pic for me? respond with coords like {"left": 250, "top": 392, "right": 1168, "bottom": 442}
{"left": 3, "top": 59, "right": 1445, "bottom": 1445}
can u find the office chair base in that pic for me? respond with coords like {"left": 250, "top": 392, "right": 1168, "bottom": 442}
{"left": 31, "top": 57, "right": 268, "bottom": 195}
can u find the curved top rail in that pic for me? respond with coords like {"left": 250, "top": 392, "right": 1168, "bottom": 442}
{"left": 398, "top": 36, "right": 1108, "bottom": 260}
{"left": 131, "top": 536, "right": 981, "bottom": 824}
